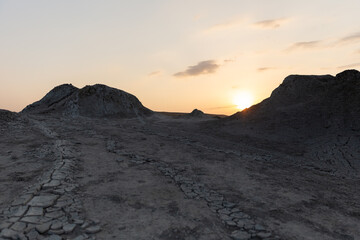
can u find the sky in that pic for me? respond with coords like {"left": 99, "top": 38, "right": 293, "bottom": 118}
{"left": 1, "top": 0, "right": 360, "bottom": 115}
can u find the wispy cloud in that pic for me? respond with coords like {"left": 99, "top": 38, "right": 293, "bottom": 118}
{"left": 203, "top": 19, "right": 243, "bottom": 34}
{"left": 337, "top": 62, "right": 360, "bottom": 69}
{"left": 337, "top": 32, "right": 360, "bottom": 45}
{"left": 253, "top": 18, "right": 289, "bottom": 29}
{"left": 285, "top": 40, "right": 322, "bottom": 52}
{"left": 174, "top": 60, "right": 220, "bottom": 78}
{"left": 148, "top": 70, "right": 162, "bottom": 77}
{"left": 257, "top": 67, "right": 277, "bottom": 72}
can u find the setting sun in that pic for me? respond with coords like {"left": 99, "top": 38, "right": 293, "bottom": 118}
{"left": 234, "top": 92, "right": 254, "bottom": 111}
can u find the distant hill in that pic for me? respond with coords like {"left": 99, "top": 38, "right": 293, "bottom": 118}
{"left": 22, "top": 84, "right": 153, "bottom": 118}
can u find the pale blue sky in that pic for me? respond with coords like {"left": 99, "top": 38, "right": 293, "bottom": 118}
{"left": 1, "top": 0, "right": 359, "bottom": 114}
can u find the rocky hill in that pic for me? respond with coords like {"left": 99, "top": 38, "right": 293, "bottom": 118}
{"left": 22, "top": 84, "right": 153, "bottom": 118}
{"left": 229, "top": 69, "right": 360, "bottom": 134}
{"left": 215, "top": 70, "right": 360, "bottom": 175}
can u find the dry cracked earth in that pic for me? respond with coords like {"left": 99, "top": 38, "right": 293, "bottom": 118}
{"left": 0, "top": 114, "right": 360, "bottom": 240}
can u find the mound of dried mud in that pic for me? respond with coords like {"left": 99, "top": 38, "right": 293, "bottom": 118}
{"left": 22, "top": 84, "right": 153, "bottom": 118}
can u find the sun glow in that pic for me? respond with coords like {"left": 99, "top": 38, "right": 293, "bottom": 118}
{"left": 233, "top": 92, "right": 254, "bottom": 111}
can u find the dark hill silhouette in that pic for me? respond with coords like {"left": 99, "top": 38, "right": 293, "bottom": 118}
{"left": 228, "top": 69, "right": 360, "bottom": 134}
{"left": 22, "top": 84, "right": 153, "bottom": 118}
{"left": 211, "top": 69, "right": 360, "bottom": 175}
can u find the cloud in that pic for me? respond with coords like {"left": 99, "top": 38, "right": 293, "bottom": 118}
{"left": 337, "top": 32, "right": 360, "bottom": 45}
{"left": 285, "top": 40, "right": 322, "bottom": 52}
{"left": 337, "top": 62, "right": 360, "bottom": 69}
{"left": 257, "top": 67, "right": 277, "bottom": 72}
{"left": 174, "top": 60, "right": 220, "bottom": 78}
{"left": 253, "top": 18, "right": 288, "bottom": 29}
{"left": 203, "top": 19, "right": 243, "bottom": 34}
{"left": 224, "top": 58, "right": 236, "bottom": 63}
{"left": 148, "top": 71, "right": 162, "bottom": 77}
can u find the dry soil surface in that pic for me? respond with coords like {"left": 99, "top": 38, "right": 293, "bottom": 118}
{"left": 0, "top": 114, "right": 359, "bottom": 240}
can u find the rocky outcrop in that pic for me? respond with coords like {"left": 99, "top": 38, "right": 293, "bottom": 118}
{"left": 22, "top": 84, "right": 153, "bottom": 118}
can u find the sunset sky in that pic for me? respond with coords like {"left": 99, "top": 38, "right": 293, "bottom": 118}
{"left": 1, "top": 0, "right": 360, "bottom": 115}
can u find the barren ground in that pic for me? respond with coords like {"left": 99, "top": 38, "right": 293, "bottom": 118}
{"left": 0, "top": 114, "right": 359, "bottom": 240}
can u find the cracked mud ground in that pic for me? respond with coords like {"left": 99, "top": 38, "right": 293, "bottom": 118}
{"left": 1, "top": 115, "right": 360, "bottom": 240}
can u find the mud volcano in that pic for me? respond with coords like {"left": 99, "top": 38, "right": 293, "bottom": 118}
{"left": 22, "top": 84, "right": 152, "bottom": 118}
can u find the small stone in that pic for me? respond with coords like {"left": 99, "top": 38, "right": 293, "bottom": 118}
{"left": 11, "top": 205, "right": 29, "bottom": 217}
{"left": 218, "top": 208, "right": 232, "bottom": 215}
{"left": 91, "top": 219, "right": 100, "bottom": 224}
{"left": 26, "top": 229, "right": 40, "bottom": 239}
{"left": 230, "top": 230, "right": 251, "bottom": 240}
{"left": 0, "top": 222, "right": 12, "bottom": 230}
{"left": 27, "top": 195, "right": 59, "bottom": 208}
{"left": 81, "top": 222, "right": 90, "bottom": 229}
{"left": 63, "top": 223, "right": 76, "bottom": 233}
{"left": 85, "top": 225, "right": 101, "bottom": 234}
{"left": 35, "top": 222, "right": 51, "bottom": 234}
{"left": 72, "top": 235, "right": 86, "bottom": 240}
{"left": 10, "top": 222, "right": 26, "bottom": 232}
{"left": 225, "top": 221, "right": 237, "bottom": 227}
{"left": 255, "top": 224, "right": 266, "bottom": 231}
{"left": 26, "top": 207, "right": 44, "bottom": 216}
{"left": 1, "top": 228, "right": 19, "bottom": 239}
{"left": 45, "top": 211, "right": 65, "bottom": 219}
{"left": 43, "top": 180, "right": 61, "bottom": 189}
{"left": 21, "top": 216, "right": 51, "bottom": 224}
{"left": 51, "top": 221, "right": 63, "bottom": 230}
{"left": 257, "top": 231, "right": 272, "bottom": 238}
{"left": 11, "top": 194, "right": 33, "bottom": 206}
{"left": 45, "top": 234, "right": 62, "bottom": 240}
{"left": 7, "top": 217, "right": 20, "bottom": 223}
{"left": 73, "top": 219, "right": 84, "bottom": 225}
{"left": 46, "top": 207, "right": 62, "bottom": 213}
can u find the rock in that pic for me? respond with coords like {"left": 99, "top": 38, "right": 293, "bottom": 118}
{"left": 21, "top": 216, "right": 51, "bottom": 224}
{"left": 26, "top": 229, "right": 40, "bottom": 239}
{"left": 45, "top": 211, "right": 65, "bottom": 219}
{"left": 10, "top": 205, "right": 28, "bottom": 217}
{"left": 1, "top": 228, "right": 19, "bottom": 239}
{"left": 63, "top": 223, "right": 76, "bottom": 233}
{"left": 48, "top": 229, "right": 64, "bottom": 235}
{"left": 11, "top": 195, "right": 33, "bottom": 206}
{"left": 85, "top": 225, "right": 101, "bottom": 234}
{"left": 10, "top": 222, "right": 26, "bottom": 232}
{"left": 26, "top": 207, "right": 44, "bottom": 216}
{"left": 43, "top": 180, "right": 61, "bottom": 188}
{"left": 45, "top": 234, "right": 62, "bottom": 240}
{"left": 255, "top": 224, "right": 266, "bottom": 231}
{"left": 230, "top": 230, "right": 251, "bottom": 240}
{"left": 35, "top": 222, "right": 52, "bottom": 234}
{"left": 257, "top": 231, "right": 272, "bottom": 238}
{"left": 50, "top": 221, "right": 63, "bottom": 230}
{"left": 27, "top": 195, "right": 59, "bottom": 208}
{"left": 0, "top": 222, "right": 11, "bottom": 231}
{"left": 72, "top": 235, "right": 86, "bottom": 240}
